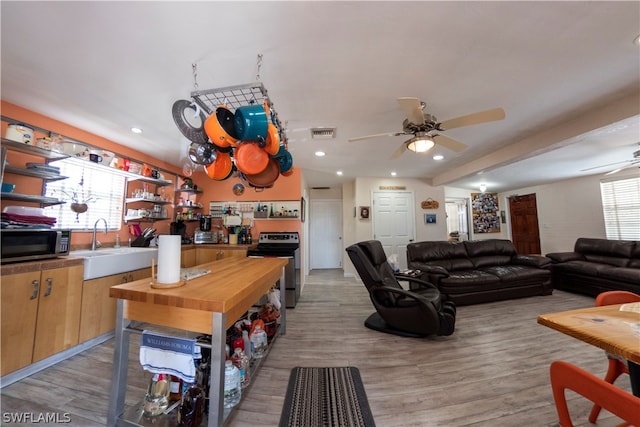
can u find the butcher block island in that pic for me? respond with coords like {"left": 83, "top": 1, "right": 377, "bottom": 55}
{"left": 107, "top": 256, "right": 289, "bottom": 427}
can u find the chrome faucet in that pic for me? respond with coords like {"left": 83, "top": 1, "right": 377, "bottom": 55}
{"left": 91, "top": 218, "right": 108, "bottom": 250}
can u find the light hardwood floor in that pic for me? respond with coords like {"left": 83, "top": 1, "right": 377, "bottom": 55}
{"left": 0, "top": 269, "right": 633, "bottom": 426}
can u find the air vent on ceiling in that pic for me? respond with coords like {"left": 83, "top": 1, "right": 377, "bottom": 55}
{"left": 312, "top": 187, "right": 331, "bottom": 190}
{"left": 310, "top": 127, "right": 337, "bottom": 139}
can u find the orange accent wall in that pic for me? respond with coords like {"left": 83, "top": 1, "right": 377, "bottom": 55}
{"left": 2, "top": 101, "right": 302, "bottom": 246}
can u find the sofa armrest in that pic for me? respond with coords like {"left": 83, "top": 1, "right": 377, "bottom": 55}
{"left": 545, "top": 252, "right": 585, "bottom": 263}
{"left": 407, "top": 263, "right": 449, "bottom": 277}
{"left": 512, "top": 254, "right": 552, "bottom": 268}
{"left": 394, "top": 274, "right": 438, "bottom": 290}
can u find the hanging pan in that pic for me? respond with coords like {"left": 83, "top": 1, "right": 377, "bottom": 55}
{"left": 264, "top": 123, "right": 281, "bottom": 155}
{"left": 234, "top": 142, "right": 269, "bottom": 175}
{"left": 204, "top": 105, "right": 238, "bottom": 148}
{"left": 172, "top": 99, "right": 208, "bottom": 144}
{"left": 244, "top": 157, "right": 280, "bottom": 190}
{"left": 204, "top": 151, "right": 233, "bottom": 180}
{"left": 188, "top": 141, "right": 217, "bottom": 165}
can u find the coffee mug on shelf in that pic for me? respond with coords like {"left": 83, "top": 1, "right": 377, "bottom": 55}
{"left": 89, "top": 152, "right": 103, "bottom": 163}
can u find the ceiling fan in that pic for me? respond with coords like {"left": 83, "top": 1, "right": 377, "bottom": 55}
{"left": 581, "top": 144, "right": 640, "bottom": 176}
{"left": 348, "top": 97, "right": 505, "bottom": 159}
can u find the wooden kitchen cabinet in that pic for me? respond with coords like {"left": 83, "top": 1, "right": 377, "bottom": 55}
{"left": 195, "top": 247, "right": 247, "bottom": 265}
{"left": 181, "top": 248, "right": 196, "bottom": 268}
{"left": 1, "top": 265, "right": 83, "bottom": 375}
{"left": 1, "top": 271, "right": 40, "bottom": 376}
{"left": 78, "top": 267, "right": 152, "bottom": 343}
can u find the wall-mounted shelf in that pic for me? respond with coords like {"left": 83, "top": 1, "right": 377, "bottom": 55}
{"left": 125, "top": 197, "right": 172, "bottom": 205}
{"left": 3, "top": 165, "right": 68, "bottom": 182}
{"left": 1, "top": 138, "right": 68, "bottom": 206}
{"left": 1, "top": 138, "right": 68, "bottom": 161}
{"left": 0, "top": 193, "right": 65, "bottom": 206}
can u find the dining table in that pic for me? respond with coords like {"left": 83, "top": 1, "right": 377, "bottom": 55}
{"left": 537, "top": 302, "right": 640, "bottom": 396}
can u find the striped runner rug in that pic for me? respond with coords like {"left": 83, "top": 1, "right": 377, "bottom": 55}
{"left": 279, "top": 367, "right": 376, "bottom": 427}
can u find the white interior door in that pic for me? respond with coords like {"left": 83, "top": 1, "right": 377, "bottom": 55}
{"left": 310, "top": 199, "right": 343, "bottom": 269}
{"left": 372, "top": 191, "right": 415, "bottom": 270}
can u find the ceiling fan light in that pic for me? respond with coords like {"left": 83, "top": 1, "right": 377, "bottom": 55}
{"left": 406, "top": 136, "right": 435, "bottom": 153}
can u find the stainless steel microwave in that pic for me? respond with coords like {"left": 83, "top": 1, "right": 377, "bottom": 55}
{"left": 1, "top": 229, "right": 71, "bottom": 264}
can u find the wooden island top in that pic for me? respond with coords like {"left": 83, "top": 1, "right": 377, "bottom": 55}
{"left": 109, "top": 256, "right": 288, "bottom": 333}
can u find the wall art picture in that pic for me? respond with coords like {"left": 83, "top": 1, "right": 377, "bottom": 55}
{"left": 471, "top": 192, "right": 501, "bottom": 233}
{"left": 359, "top": 206, "right": 370, "bottom": 219}
{"left": 425, "top": 214, "right": 437, "bottom": 224}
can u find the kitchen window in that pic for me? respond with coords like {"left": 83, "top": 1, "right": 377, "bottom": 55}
{"left": 600, "top": 175, "right": 640, "bottom": 240}
{"left": 44, "top": 158, "right": 125, "bottom": 230}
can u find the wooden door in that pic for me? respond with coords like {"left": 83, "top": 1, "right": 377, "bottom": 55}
{"left": 1, "top": 271, "right": 40, "bottom": 376}
{"left": 32, "top": 265, "right": 83, "bottom": 362}
{"left": 509, "top": 194, "right": 541, "bottom": 255}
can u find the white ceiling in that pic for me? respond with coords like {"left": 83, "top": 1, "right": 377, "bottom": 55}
{"left": 2, "top": 1, "right": 639, "bottom": 192}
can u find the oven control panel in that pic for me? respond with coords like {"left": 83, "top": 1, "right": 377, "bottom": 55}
{"left": 257, "top": 232, "right": 299, "bottom": 244}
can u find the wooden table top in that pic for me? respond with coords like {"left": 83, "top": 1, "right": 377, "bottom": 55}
{"left": 538, "top": 304, "right": 640, "bottom": 364}
{"left": 109, "top": 256, "right": 288, "bottom": 314}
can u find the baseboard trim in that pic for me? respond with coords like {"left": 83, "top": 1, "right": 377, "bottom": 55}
{"left": 0, "top": 332, "right": 114, "bottom": 388}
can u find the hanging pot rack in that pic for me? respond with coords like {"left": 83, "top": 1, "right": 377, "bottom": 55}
{"left": 189, "top": 82, "right": 288, "bottom": 148}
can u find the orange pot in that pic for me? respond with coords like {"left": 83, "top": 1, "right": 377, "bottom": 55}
{"left": 204, "top": 105, "right": 238, "bottom": 148}
{"left": 234, "top": 142, "right": 269, "bottom": 175}
{"left": 264, "top": 123, "right": 280, "bottom": 155}
{"left": 204, "top": 151, "right": 232, "bottom": 180}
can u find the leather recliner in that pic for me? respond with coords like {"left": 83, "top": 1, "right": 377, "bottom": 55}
{"left": 346, "top": 240, "right": 456, "bottom": 337}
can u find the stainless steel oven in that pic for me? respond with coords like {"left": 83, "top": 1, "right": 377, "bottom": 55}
{"left": 247, "top": 232, "right": 300, "bottom": 308}
{"left": 1, "top": 229, "right": 71, "bottom": 264}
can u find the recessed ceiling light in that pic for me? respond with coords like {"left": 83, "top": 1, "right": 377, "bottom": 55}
{"left": 336, "top": 170, "right": 343, "bottom": 176}
{"left": 391, "top": 172, "right": 397, "bottom": 177}
{"left": 315, "top": 151, "right": 326, "bottom": 157}
{"left": 131, "top": 127, "right": 143, "bottom": 134}
{"left": 433, "top": 154, "right": 444, "bottom": 161}
{"left": 634, "top": 34, "right": 640, "bottom": 46}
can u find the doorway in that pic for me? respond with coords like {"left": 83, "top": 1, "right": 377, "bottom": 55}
{"left": 445, "top": 198, "right": 470, "bottom": 241}
{"left": 509, "top": 193, "right": 541, "bottom": 254}
{"left": 372, "top": 191, "right": 415, "bottom": 270}
{"left": 309, "top": 199, "right": 343, "bottom": 269}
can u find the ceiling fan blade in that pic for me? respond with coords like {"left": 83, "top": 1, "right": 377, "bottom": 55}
{"left": 348, "top": 131, "right": 403, "bottom": 142}
{"left": 390, "top": 141, "right": 407, "bottom": 159}
{"left": 580, "top": 159, "right": 632, "bottom": 172}
{"left": 604, "top": 161, "right": 639, "bottom": 176}
{"left": 434, "top": 134, "right": 468, "bottom": 152}
{"left": 397, "top": 97, "right": 425, "bottom": 125}
{"left": 439, "top": 108, "right": 506, "bottom": 130}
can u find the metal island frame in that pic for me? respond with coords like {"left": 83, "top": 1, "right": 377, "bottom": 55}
{"left": 106, "top": 256, "right": 288, "bottom": 426}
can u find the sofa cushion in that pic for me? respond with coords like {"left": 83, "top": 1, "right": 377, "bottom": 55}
{"left": 439, "top": 270, "right": 500, "bottom": 289}
{"left": 551, "top": 260, "right": 613, "bottom": 276}
{"left": 575, "top": 238, "right": 635, "bottom": 267}
{"left": 597, "top": 266, "right": 640, "bottom": 284}
{"left": 482, "top": 265, "right": 550, "bottom": 283}
{"left": 464, "top": 239, "right": 517, "bottom": 257}
{"left": 471, "top": 255, "right": 513, "bottom": 268}
{"left": 407, "top": 241, "right": 474, "bottom": 271}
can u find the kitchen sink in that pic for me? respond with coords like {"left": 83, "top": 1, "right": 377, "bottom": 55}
{"left": 69, "top": 247, "right": 158, "bottom": 280}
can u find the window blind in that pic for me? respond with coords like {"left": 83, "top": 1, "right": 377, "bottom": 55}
{"left": 600, "top": 175, "right": 640, "bottom": 240}
{"left": 43, "top": 158, "right": 125, "bottom": 230}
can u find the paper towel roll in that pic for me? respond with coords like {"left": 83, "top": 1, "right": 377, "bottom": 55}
{"left": 157, "top": 235, "right": 181, "bottom": 284}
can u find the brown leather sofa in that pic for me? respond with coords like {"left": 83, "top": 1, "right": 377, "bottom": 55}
{"left": 407, "top": 239, "right": 552, "bottom": 305}
{"left": 546, "top": 238, "right": 640, "bottom": 297}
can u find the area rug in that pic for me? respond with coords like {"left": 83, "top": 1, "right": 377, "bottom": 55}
{"left": 279, "top": 367, "right": 376, "bottom": 427}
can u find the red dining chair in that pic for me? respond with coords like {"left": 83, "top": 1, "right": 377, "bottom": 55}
{"left": 551, "top": 361, "right": 640, "bottom": 427}
{"left": 589, "top": 290, "right": 640, "bottom": 423}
